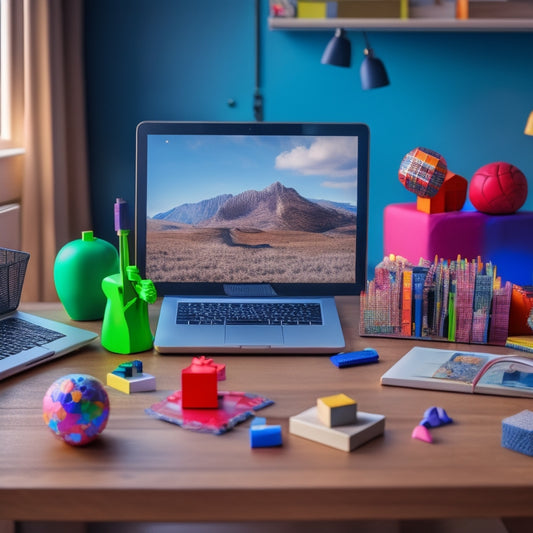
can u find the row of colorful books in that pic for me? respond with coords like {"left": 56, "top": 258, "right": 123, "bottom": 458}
{"left": 360, "top": 255, "right": 513, "bottom": 346}
{"left": 295, "top": 1, "right": 409, "bottom": 19}
{"left": 271, "top": 1, "right": 533, "bottom": 20}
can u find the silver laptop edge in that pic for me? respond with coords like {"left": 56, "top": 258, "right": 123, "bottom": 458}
{"left": 155, "top": 296, "right": 345, "bottom": 354}
{"left": 0, "top": 311, "right": 98, "bottom": 380}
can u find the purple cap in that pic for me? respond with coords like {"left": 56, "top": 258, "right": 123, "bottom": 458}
{"left": 114, "top": 198, "right": 130, "bottom": 231}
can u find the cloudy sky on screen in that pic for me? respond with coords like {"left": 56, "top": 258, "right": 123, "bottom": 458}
{"left": 147, "top": 134, "right": 359, "bottom": 217}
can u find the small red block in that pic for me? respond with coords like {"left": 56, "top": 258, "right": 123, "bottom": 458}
{"left": 192, "top": 355, "right": 226, "bottom": 381}
{"left": 181, "top": 359, "right": 218, "bottom": 408}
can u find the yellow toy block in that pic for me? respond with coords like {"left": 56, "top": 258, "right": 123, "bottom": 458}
{"left": 317, "top": 393, "right": 357, "bottom": 427}
{"left": 106, "top": 360, "right": 156, "bottom": 394}
{"left": 106, "top": 372, "right": 156, "bottom": 394}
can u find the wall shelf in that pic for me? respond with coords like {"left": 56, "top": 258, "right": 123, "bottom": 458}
{"left": 268, "top": 17, "right": 533, "bottom": 31}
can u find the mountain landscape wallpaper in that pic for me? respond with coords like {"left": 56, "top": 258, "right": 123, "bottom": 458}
{"left": 146, "top": 134, "right": 359, "bottom": 284}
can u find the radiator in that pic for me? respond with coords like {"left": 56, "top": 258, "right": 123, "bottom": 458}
{"left": 0, "top": 203, "right": 21, "bottom": 250}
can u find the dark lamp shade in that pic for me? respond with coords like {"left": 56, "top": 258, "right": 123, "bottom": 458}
{"left": 360, "top": 50, "right": 390, "bottom": 90}
{"left": 321, "top": 29, "right": 351, "bottom": 68}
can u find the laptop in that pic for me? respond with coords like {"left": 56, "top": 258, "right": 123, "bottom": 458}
{"left": 0, "top": 249, "right": 98, "bottom": 380}
{"left": 135, "top": 122, "right": 369, "bottom": 354}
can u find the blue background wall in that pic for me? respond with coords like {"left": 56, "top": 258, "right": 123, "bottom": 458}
{"left": 84, "top": 0, "right": 533, "bottom": 280}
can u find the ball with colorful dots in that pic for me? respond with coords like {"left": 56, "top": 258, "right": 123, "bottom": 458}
{"left": 43, "top": 374, "right": 110, "bottom": 446}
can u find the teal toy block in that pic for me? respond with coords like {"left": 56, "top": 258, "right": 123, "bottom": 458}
{"left": 112, "top": 359, "right": 143, "bottom": 378}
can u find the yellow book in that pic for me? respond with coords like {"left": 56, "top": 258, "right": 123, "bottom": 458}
{"left": 297, "top": 1, "right": 327, "bottom": 18}
{"left": 506, "top": 336, "right": 533, "bottom": 354}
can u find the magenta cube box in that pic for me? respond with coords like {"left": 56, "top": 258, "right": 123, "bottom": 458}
{"left": 383, "top": 203, "right": 533, "bottom": 286}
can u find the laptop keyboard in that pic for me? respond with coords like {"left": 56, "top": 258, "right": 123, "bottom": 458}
{"left": 0, "top": 317, "right": 65, "bottom": 359}
{"left": 176, "top": 302, "right": 323, "bottom": 326}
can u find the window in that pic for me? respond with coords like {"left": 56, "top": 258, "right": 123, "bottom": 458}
{"left": 0, "top": 0, "right": 24, "bottom": 206}
{"left": 0, "top": 0, "right": 23, "bottom": 151}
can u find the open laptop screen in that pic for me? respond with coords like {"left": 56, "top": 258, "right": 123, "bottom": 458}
{"left": 135, "top": 122, "right": 369, "bottom": 296}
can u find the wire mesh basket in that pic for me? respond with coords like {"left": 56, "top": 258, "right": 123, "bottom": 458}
{"left": 0, "top": 247, "right": 30, "bottom": 314}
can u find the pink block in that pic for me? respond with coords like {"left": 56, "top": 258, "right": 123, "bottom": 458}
{"left": 384, "top": 203, "right": 533, "bottom": 285}
{"left": 411, "top": 424, "right": 433, "bottom": 443}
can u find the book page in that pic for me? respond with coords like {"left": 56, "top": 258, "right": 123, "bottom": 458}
{"left": 381, "top": 346, "right": 508, "bottom": 394}
{"left": 474, "top": 356, "right": 533, "bottom": 395}
{"left": 432, "top": 352, "right": 490, "bottom": 384}
{"left": 381, "top": 346, "right": 533, "bottom": 398}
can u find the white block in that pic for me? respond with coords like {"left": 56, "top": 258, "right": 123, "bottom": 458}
{"left": 290, "top": 407, "right": 385, "bottom": 452}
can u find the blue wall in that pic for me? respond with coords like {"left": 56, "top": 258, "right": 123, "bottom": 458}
{"left": 84, "top": 0, "right": 533, "bottom": 279}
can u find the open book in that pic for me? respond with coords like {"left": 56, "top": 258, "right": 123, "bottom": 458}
{"left": 381, "top": 346, "right": 533, "bottom": 398}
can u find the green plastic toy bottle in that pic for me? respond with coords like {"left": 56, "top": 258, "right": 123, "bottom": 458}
{"left": 54, "top": 231, "right": 119, "bottom": 320}
{"left": 100, "top": 198, "right": 156, "bottom": 354}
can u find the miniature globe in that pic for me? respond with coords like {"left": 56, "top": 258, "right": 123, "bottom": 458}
{"left": 43, "top": 374, "right": 110, "bottom": 446}
{"left": 399, "top": 147, "right": 447, "bottom": 198}
{"left": 469, "top": 162, "right": 528, "bottom": 215}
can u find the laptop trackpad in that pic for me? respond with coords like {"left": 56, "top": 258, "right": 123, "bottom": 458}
{"left": 225, "top": 325, "right": 283, "bottom": 346}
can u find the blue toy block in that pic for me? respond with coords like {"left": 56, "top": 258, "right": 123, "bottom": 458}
{"left": 502, "top": 410, "right": 533, "bottom": 457}
{"left": 251, "top": 417, "right": 267, "bottom": 426}
{"left": 330, "top": 349, "right": 379, "bottom": 368}
{"left": 250, "top": 423, "right": 282, "bottom": 448}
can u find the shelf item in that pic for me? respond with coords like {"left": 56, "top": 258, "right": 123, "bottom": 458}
{"left": 470, "top": 1, "right": 533, "bottom": 19}
{"left": 384, "top": 203, "right": 533, "bottom": 287}
{"left": 360, "top": 254, "right": 513, "bottom": 346}
{"left": 268, "top": 16, "right": 533, "bottom": 31}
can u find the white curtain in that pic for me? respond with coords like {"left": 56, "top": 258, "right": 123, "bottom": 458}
{"left": 21, "top": 0, "right": 91, "bottom": 301}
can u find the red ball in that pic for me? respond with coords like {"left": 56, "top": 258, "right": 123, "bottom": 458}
{"left": 469, "top": 162, "right": 528, "bottom": 215}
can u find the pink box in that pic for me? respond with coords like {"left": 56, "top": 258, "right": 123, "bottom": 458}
{"left": 384, "top": 203, "right": 533, "bottom": 286}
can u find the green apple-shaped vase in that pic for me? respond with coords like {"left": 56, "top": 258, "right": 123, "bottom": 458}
{"left": 54, "top": 231, "right": 119, "bottom": 320}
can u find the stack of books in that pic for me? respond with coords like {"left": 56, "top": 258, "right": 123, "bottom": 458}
{"left": 360, "top": 254, "right": 513, "bottom": 346}
{"left": 409, "top": 0, "right": 456, "bottom": 19}
{"left": 288, "top": 0, "right": 468, "bottom": 19}
{"left": 294, "top": 0, "right": 406, "bottom": 19}
{"left": 282, "top": 1, "right": 533, "bottom": 21}
{"left": 469, "top": 0, "right": 533, "bottom": 19}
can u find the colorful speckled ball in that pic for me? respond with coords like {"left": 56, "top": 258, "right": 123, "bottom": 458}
{"left": 399, "top": 147, "right": 448, "bottom": 198}
{"left": 43, "top": 374, "right": 110, "bottom": 446}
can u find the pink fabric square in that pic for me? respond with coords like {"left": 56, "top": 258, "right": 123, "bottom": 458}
{"left": 384, "top": 203, "right": 485, "bottom": 263}
{"left": 383, "top": 203, "right": 533, "bottom": 286}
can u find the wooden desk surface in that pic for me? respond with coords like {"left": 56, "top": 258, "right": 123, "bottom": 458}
{"left": 1, "top": 297, "right": 532, "bottom": 523}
